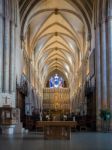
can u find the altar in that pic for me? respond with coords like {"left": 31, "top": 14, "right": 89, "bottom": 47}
{"left": 36, "top": 121, "right": 77, "bottom": 139}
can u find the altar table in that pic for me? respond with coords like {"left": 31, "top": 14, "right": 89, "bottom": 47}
{"left": 36, "top": 121, "right": 77, "bottom": 139}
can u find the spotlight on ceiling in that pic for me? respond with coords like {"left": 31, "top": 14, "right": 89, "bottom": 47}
{"left": 55, "top": 32, "right": 58, "bottom": 36}
{"left": 54, "top": 8, "right": 58, "bottom": 15}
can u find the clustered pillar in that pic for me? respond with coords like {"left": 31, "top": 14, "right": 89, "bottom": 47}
{"left": 95, "top": 23, "right": 101, "bottom": 131}
{"left": 3, "top": 12, "right": 10, "bottom": 92}
{"left": 95, "top": 0, "right": 112, "bottom": 131}
{"left": 9, "top": 18, "right": 16, "bottom": 93}
{"left": 0, "top": 0, "right": 3, "bottom": 93}
{"left": 100, "top": 19, "right": 107, "bottom": 109}
{"left": 107, "top": 0, "right": 112, "bottom": 130}
{"left": 0, "top": 0, "right": 16, "bottom": 107}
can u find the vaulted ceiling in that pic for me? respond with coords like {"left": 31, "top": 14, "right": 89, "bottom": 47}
{"left": 19, "top": 0, "right": 93, "bottom": 87}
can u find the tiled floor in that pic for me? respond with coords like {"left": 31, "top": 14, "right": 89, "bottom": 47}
{"left": 0, "top": 132, "right": 112, "bottom": 150}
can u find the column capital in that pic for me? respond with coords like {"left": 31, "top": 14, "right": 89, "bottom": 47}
{"left": 0, "top": 13, "right": 17, "bottom": 26}
{"left": 107, "top": 0, "right": 112, "bottom": 18}
{"left": 106, "top": 16, "right": 112, "bottom": 21}
{"left": 10, "top": 20, "right": 17, "bottom": 27}
{"left": 94, "top": 22, "right": 101, "bottom": 30}
{"left": 0, "top": 13, "right": 4, "bottom": 19}
{"left": 4, "top": 15, "right": 11, "bottom": 21}
{"left": 87, "top": 33, "right": 91, "bottom": 41}
{"left": 101, "top": 17, "right": 107, "bottom": 24}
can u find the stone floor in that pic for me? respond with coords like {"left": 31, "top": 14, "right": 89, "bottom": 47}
{"left": 0, "top": 132, "right": 112, "bottom": 150}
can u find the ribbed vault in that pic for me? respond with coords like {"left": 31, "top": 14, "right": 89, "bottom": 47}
{"left": 19, "top": 0, "right": 93, "bottom": 89}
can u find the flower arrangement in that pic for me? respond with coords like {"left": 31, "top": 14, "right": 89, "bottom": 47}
{"left": 100, "top": 109, "right": 111, "bottom": 121}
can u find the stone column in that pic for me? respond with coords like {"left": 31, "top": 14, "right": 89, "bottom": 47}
{"left": 9, "top": 21, "right": 15, "bottom": 93}
{"left": 3, "top": 18, "right": 10, "bottom": 92}
{"left": 100, "top": 19, "right": 107, "bottom": 109}
{"left": 95, "top": 24, "right": 101, "bottom": 131}
{"left": 0, "top": 0, "right": 3, "bottom": 92}
{"left": 107, "top": 0, "right": 112, "bottom": 109}
{"left": 107, "top": 0, "right": 112, "bottom": 131}
{"left": 3, "top": 0, "right": 10, "bottom": 93}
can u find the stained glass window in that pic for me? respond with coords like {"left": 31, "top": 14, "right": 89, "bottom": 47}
{"left": 49, "top": 74, "right": 64, "bottom": 88}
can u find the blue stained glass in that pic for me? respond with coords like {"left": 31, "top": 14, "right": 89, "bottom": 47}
{"left": 49, "top": 74, "right": 64, "bottom": 88}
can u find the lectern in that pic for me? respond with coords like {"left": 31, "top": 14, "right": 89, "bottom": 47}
{"left": 0, "top": 107, "right": 17, "bottom": 125}
{"left": 0, "top": 107, "right": 17, "bottom": 134}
